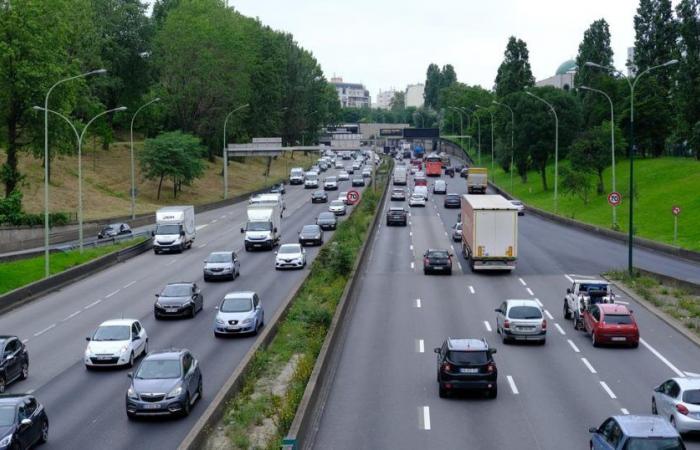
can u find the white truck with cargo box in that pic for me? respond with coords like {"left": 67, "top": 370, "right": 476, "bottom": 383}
{"left": 467, "top": 167, "right": 488, "bottom": 194}
{"left": 289, "top": 167, "right": 304, "bottom": 185}
{"left": 460, "top": 195, "right": 518, "bottom": 271}
{"left": 153, "top": 206, "right": 196, "bottom": 254}
{"left": 249, "top": 193, "right": 285, "bottom": 217}
{"left": 241, "top": 204, "right": 281, "bottom": 251}
{"left": 393, "top": 166, "right": 408, "bottom": 185}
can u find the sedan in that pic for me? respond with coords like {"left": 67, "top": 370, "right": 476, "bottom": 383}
{"left": 0, "top": 336, "right": 29, "bottom": 393}
{"left": 275, "top": 243, "right": 306, "bottom": 270}
{"left": 351, "top": 177, "right": 365, "bottom": 187}
{"left": 154, "top": 282, "right": 204, "bottom": 319}
{"left": 423, "top": 249, "right": 453, "bottom": 275}
{"left": 390, "top": 188, "right": 406, "bottom": 201}
{"left": 299, "top": 224, "right": 324, "bottom": 246}
{"left": 652, "top": 377, "right": 700, "bottom": 434}
{"left": 316, "top": 212, "right": 337, "bottom": 230}
{"left": 269, "top": 183, "right": 285, "bottom": 195}
{"left": 443, "top": 193, "right": 461, "bottom": 208}
{"left": 337, "top": 171, "right": 349, "bottom": 181}
{"left": 126, "top": 349, "right": 202, "bottom": 419}
{"left": 97, "top": 223, "right": 132, "bottom": 239}
{"left": 451, "top": 222, "right": 462, "bottom": 242}
{"left": 510, "top": 200, "right": 525, "bottom": 216}
{"left": 329, "top": 200, "right": 347, "bottom": 216}
{"left": 214, "top": 291, "right": 264, "bottom": 337}
{"left": 85, "top": 319, "right": 148, "bottom": 369}
{"left": 203, "top": 251, "right": 240, "bottom": 281}
{"left": 0, "top": 395, "right": 49, "bottom": 448}
{"left": 408, "top": 194, "right": 426, "bottom": 207}
{"left": 311, "top": 190, "right": 328, "bottom": 203}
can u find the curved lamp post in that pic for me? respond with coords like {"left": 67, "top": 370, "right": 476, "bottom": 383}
{"left": 130, "top": 98, "right": 160, "bottom": 219}
{"left": 492, "top": 100, "right": 515, "bottom": 192}
{"left": 223, "top": 103, "right": 250, "bottom": 199}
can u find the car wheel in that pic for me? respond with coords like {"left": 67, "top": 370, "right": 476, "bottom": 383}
{"left": 189, "top": 305, "right": 196, "bottom": 318}
{"left": 20, "top": 362, "right": 28, "bottom": 380}
{"left": 153, "top": 249, "right": 160, "bottom": 255}
{"left": 0, "top": 376, "right": 5, "bottom": 393}
{"left": 252, "top": 320, "right": 259, "bottom": 336}
{"left": 127, "top": 352, "right": 134, "bottom": 368}
{"left": 591, "top": 332, "right": 599, "bottom": 347}
{"left": 563, "top": 302, "right": 571, "bottom": 320}
{"left": 438, "top": 384, "right": 448, "bottom": 398}
{"left": 143, "top": 340, "right": 149, "bottom": 356}
{"left": 652, "top": 398, "right": 658, "bottom": 414}
{"left": 38, "top": 419, "right": 49, "bottom": 443}
{"left": 446, "top": 269, "right": 452, "bottom": 275}
{"left": 203, "top": 275, "right": 209, "bottom": 282}
{"left": 488, "top": 386, "right": 498, "bottom": 399}
{"left": 182, "top": 393, "right": 191, "bottom": 417}
{"left": 197, "top": 378, "right": 203, "bottom": 401}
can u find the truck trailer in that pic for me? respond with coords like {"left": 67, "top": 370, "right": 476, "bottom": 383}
{"left": 460, "top": 195, "right": 518, "bottom": 271}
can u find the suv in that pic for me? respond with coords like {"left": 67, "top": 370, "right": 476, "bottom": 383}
{"left": 203, "top": 252, "right": 240, "bottom": 281}
{"left": 0, "top": 395, "right": 49, "bottom": 448}
{"left": 494, "top": 299, "right": 547, "bottom": 344}
{"left": 434, "top": 338, "right": 497, "bottom": 398}
{"left": 154, "top": 282, "right": 204, "bottom": 318}
{"left": 386, "top": 207, "right": 408, "bottom": 226}
{"left": 0, "top": 336, "right": 29, "bottom": 393}
{"left": 589, "top": 415, "right": 685, "bottom": 449}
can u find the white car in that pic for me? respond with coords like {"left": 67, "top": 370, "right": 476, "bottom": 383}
{"left": 329, "top": 199, "right": 347, "bottom": 215}
{"left": 324, "top": 176, "right": 338, "bottom": 191}
{"left": 335, "top": 161, "right": 344, "bottom": 169}
{"left": 652, "top": 377, "right": 700, "bottom": 434}
{"left": 409, "top": 194, "right": 426, "bottom": 207}
{"left": 337, "top": 191, "right": 349, "bottom": 204}
{"left": 275, "top": 243, "right": 306, "bottom": 270}
{"left": 338, "top": 171, "right": 349, "bottom": 181}
{"left": 84, "top": 319, "right": 148, "bottom": 369}
{"left": 510, "top": 200, "right": 525, "bottom": 216}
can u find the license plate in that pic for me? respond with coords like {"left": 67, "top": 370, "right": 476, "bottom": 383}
{"left": 253, "top": 244, "right": 262, "bottom": 247}
{"left": 460, "top": 368, "right": 478, "bottom": 373}
{"left": 227, "top": 326, "right": 239, "bottom": 331}
{"left": 97, "top": 356, "right": 113, "bottom": 360}
{"left": 143, "top": 404, "right": 161, "bottom": 409}
{"left": 433, "top": 266, "right": 442, "bottom": 270}
{"left": 611, "top": 337, "right": 626, "bottom": 341}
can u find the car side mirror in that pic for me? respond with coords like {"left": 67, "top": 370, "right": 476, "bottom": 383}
{"left": 490, "top": 348, "right": 497, "bottom": 354}
{"left": 85, "top": 337, "right": 91, "bottom": 341}
{"left": 566, "top": 288, "right": 572, "bottom": 294}
{"left": 494, "top": 308, "right": 501, "bottom": 313}
{"left": 155, "top": 293, "right": 160, "bottom": 297}
{"left": 180, "top": 230, "right": 185, "bottom": 236}
{"left": 588, "top": 427, "right": 598, "bottom": 434}
{"left": 433, "top": 348, "right": 440, "bottom": 354}
{"left": 151, "top": 230, "right": 155, "bottom": 237}
{"left": 127, "top": 372, "right": 133, "bottom": 379}
{"left": 240, "top": 228, "right": 244, "bottom": 233}
{"left": 20, "top": 418, "right": 32, "bottom": 428}
{"left": 654, "top": 386, "right": 662, "bottom": 393}
{"left": 273, "top": 227, "right": 278, "bottom": 233}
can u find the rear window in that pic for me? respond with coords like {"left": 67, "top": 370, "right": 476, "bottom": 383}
{"left": 428, "top": 251, "right": 449, "bottom": 258}
{"left": 623, "top": 437, "right": 683, "bottom": 450}
{"left": 603, "top": 314, "right": 633, "bottom": 325}
{"left": 447, "top": 351, "right": 488, "bottom": 365}
{"left": 683, "top": 389, "right": 700, "bottom": 405}
{"left": 508, "top": 306, "right": 542, "bottom": 319}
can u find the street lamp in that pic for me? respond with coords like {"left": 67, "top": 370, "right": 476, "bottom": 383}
{"left": 578, "top": 85, "right": 617, "bottom": 227}
{"left": 475, "top": 104, "right": 495, "bottom": 181}
{"left": 448, "top": 106, "right": 464, "bottom": 146}
{"left": 129, "top": 97, "right": 160, "bottom": 219}
{"left": 492, "top": 100, "right": 515, "bottom": 192}
{"left": 525, "top": 90, "right": 559, "bottom": 212}
{"left": 585, "top": 58, "right": 678, "bottom": 276}
{"left": 42, "top": 69, "right": 106, "bottom": 277}
{"left": 223, "top": 103, "right": 250, "bottom": 199}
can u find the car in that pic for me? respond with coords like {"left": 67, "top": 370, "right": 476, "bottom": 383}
{"left": 0, "top": 337, "right": 29, "bottom": 393}
{"left": 329, "top": 199, "right": 347, "bottom": 216}
{"left": 589, "top": 415, "right": 685, "bottom": 449}
{"left": 0, "top": 395, "right": 49, "bottom": 448}
{"left": 352, "top": 162, "right": 362, "bottom": 171}
{"left": 154, "top": 282, "right": 204, "bottom": 319}
{"left": 337, "top": 191, "right": 349, "bottom": 205}
{"left": 495, "top": 299, "right": 547, "bottom": 344}
{"left": 409, "top": 194, "right": 426, "bottom": 207}
{"left": 97, "top": 223, "right": 132, "bottom": 239}
{"left": 413, "top": 185, "right": 428, "bottom": 199}
{"left": 652, "top": 377, "right": 700, "bottom": 435}
{"left": 214, "top": 291, "right": 264, "bottom": 337}
{"left": 126, "top": 349, "right": 203, "bottom": 419}
{"left": 316, "top": 212, "right": 337, "bottom": 230}
{"left": 351, "top": 177, "right": 365, "bottom": 187}
{"left": 510, "top": 200, "right": 525, "bottom": 215}
{"left": 323, "top": 176, "right": 338, "bottom": 190}
{"left": 337, "top": 171, "right": 349, "bottom": 181}
{"left": 433, "top": 179, "right": 447, "bottom": 194}
{"left": 391, "top": 188, "right": 406, "bottom": 201}
{"left": 319, "top": 161, "right": 328, "bottom": 171}
{"left": 444, "top": 167, "right": 455, "bottom": 177}
{"left": 84, "top": 319, "right": 148, "bottom": 369}
{"left": 203, "top": 251, "right": 240, "bottom": 281}
{"left": 269, "top": 183, "right": 285, "bottom": 195}
{"left": 361, "top": 168, "right": 372, "bottom": 178}
{"left": 347, "top": 166, "right": 354, "bottom": 175}
{"left": 423, "top": 249, "right": 453, "bottom": 275}
{"left": 386, "top": 207, "right": 408, "bottom": 226}
{"left": 275, "top": 243, "right": 306, "bottom": 270}
{"left": 443, "top": 193, "right": 461, "bottom": 208}
{"left": 565, "top": 279, "right": 616, "bottom": 324}
{"left": 335, "top": 161, "right": 344, "bottom": 169}
{"left": 434, "top": 338, "right": 497, "bottom": 398}
{"left": 409, "top": 166, "right": 416, "bottom": 175}
{"left": 583, "top": 303, "right": 639, "bottom": 348}
{"left": 311, "top": 190, "right": 328, "bottom": 203}
{"left": 460, "top": 167, "right": 469, "bottom": 178}
{"left": 451, "top": 222, "right": 462, "bottom": 242}
{"left": 299, "top": 224, "right": 324, "bottom": 246}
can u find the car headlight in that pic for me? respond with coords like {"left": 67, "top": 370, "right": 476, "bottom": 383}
{"left": 0, "top": 434, "right": 12, "bottom": 446}
{"left": 242, "top": 318, "right": 253, "bottom": 324}
{"left": 166, "top": 385, "right": 183, "bottom": 399}
{"left": 127, "top": 387, "right": 138, "bottom": 400}
{"left": 155, "top": 301, "right": 162, "bottom": 308}
{"left": 216, "top": 318, "right": 225, "bottom": 325}
{"left": 119, "top": 345, "right": 129, "bottom": 354}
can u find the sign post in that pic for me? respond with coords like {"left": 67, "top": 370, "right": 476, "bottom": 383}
{"left": 672, "top": 205, "right": 681, "bottom": 245}
{"left": 607, "top": 191, "right": 621, "bottom": 227}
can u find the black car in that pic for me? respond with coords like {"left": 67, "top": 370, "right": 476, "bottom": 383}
{"left": 443, "top": 193, "right": 461, "bottom": 208}
{"left": 386, "top": 207, "right": 408, "bottom": 226}
{"left": 0, "top": 337, "right": 29, "bottom": 393}
{"left": 97, "top": 223, "right": 132, "bottom": 239}
{"left": 390, "top": 188, "right": 406, "bottom": 201}
{"left": 269, "top": 183, "right": 285, "bottom": 195}
{"left": 316, "top": 212, "right": 337, "bottom": 230}
{"left": 0, "top": 395, "right": 49, "bottom": 449}
{"left": 434, "top": 338, "right": 497, "bottom": 398}
{"left": 154, "top": 282, "right": 204, "bottom": 319}
{"left": 126, "top": 349, "right": 203, "bottom": 419}
{"left": 352, "top": 177, "right": 365, "bottom": 187}
{"left": 299, "top": 224, "right": 324, "bottom": 246}
{"left": 460, "top": 167, "right": 469, "bottom": 178}
{"left": 347, "top": 167, "right": 354, "bottom": 174}
{"left": 311, "top": 190, "right": 328, "bottom": 203}
{"left": 444, "top": 167, "right": 455, "bottom": 177}
{"left": 423, "top": 249, "right": 452, "bottom": 275}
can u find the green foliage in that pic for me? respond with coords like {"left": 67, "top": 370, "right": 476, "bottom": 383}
{"left": 0, "top": 190, "right": 69, "bottom": 226}
{"left": 495, "top": 36, "right": 535, "bottom": 98}
{"left": 424, "top": 63, "right": 457, "bottom": 109}
{"left": 390, "top": 91, "right": 406, "bottom": 111}
{"left": 561, "top": 166, "right": 593, "bottom": 204}
{"left": 674, "top": 0, "right": 700, "bottom": 159}
{"left": 569, "top": 120, "right": 626, "bottom": 193}
{"left": 140, "top": 131, "right": 205, "bottom": 199}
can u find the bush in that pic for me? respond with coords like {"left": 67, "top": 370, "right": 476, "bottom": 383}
{"left": 0, "top": 190, "right": 70, "bottom": 226}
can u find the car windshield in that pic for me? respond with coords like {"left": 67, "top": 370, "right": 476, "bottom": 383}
{"left": 331, "top": 200, "right": 344, "bottom": 207}
{"left": 135, "top": 359, "right": 181, "bottom": 379}
{"left": 279, "top": 246, "right": 300, "bottom": 254}
{"left": 318, "top": 213, "right": 335, "bottom": 221}
{"left": 313, "top": 191, "right": 325, "bottom": 196}
{"left": 508, "top": 306, "right": 542, "bottom": 319}
{"left": 683, "top": 389, "right": 700, "bottom": 404}
{"left": 623, "top": 437, "right": 683, "bottom": 450}
{"left": 221, "top": 297, "right": 253, "bottom": 313}
{"left": 447, "top": 195, "right": 460, "bottom": 201}
{"left": 448, "top": 351, "right": 488, "bottom": 365}
{"left": 156, "top": 224, "right": 181, "bottom": 235}
{"left": 302, "top": 225, "right": 319, "bottom": 233}
{"left": 580, "top": 284, "right": 608, "bottom": 293}
{"left": 0, "top": 406, "right": 15, "bottom": 426}
{"left": 326, "top": 177, "right": 336, "bottom": 182}
{"left": 162, "top": 284, "right": 192, "bottom": 297}
{"left": 428, "top": 251, "right": 449, "bottom": 258}
{"left": 247, "top": 222, "right": 271, "bottom": 231}
{"left": 306, "top": 173, "right": 317, "bottom": 180}
{"left": 93, "top": 325, "right": 130, "bottom": 341}
{"left": 603, "top": 314, "right": 633, "bottom": 324}
{"left": 207, "top": 253, "right": 231, "bottom": 263}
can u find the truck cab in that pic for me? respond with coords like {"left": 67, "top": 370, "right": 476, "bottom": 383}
{"left": 153, "top": 206, "right": 196, "bottom": 254}
{"left": 241, "top": 205, "right": 281, "bottom": 251}
{"left": 563, "top": 279, "right": 616, "bottom": 328}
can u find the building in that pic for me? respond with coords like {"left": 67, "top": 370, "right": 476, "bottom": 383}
{"left": 405, "top": 83, "right": 425, "bottom": 108}
{"left": 535, "top": 59, "right": 576, "bottom": 91}
{"left": 330, "top": 77, "right": 371, "bottom": 108}
{"left": 376, "top": 89, "right": 396, "bottom": 109}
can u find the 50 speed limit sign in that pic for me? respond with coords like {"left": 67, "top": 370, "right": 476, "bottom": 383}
{"left": 608, "top": 191, "right": 622, "bottom": 207}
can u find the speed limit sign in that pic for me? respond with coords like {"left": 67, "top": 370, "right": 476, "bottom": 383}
{"left": 346, "top": 190, "right": 361, "bottom": 205}
{"left": 672, "top": 205, "right": 681, "bottom": 216}
{"left": 608, "top": 191, "right": 621, "bottom": 207}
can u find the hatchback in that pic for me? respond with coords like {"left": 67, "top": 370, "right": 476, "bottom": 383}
{"left": 391, "top": 188, "right": 406, "bottom": 201}
{"left": 316, "top": 212, "right": 338, "bottom": 230}
{"left": 299, "top": 225, "right": 324, "bottom": 246}
{"left": 0, "top": 336, "right": 29, "bottom": 393}
{"left": 652, "top": 377, "right": 700, "bottom": 434}
{"left": 495, "top": 300, "right": 547, "bottom": 344}
{"left": 423, "top": 249, "right": 452, "bottom": 275}
{"left": 351, "top": 177, "right": 365, "bottom": 187}
{"left": 214, "top": 291, "right": 264, "bottom": 337}
{"left": 311, "top": 191, "right": 328, "bottom": 203}
{"left": 203, "top": 252, "right": 240, "bottom": 281}
{"left": 154, "top": 282, "right": 204, "bottom": 318}
{"left": 329, "top": 200, "right": 347, "bottom": 216}
{"left": 409, "top": 194, "right": 426, "bottom": 207}
{"left": 97, "top": 223, "right": 132, "bottom": 239}
{"left": 584, "top": 303, "right": 639, "bottom": 348}
{"left": 0, "top": 395, "right": 49, "bottom": 448}
{"left": 386, "top": 207, "right": 408, "bottom": 226}
{"left": 323, "top": 176, "right": 338, "bottom": 191}
{"left": 444, "top": 193, "right": 461, "bottom": 208}
{"left": 85, "top": 319, "right": 148, "bottom": 369}
{"left": 451, "top": 222, "right": 462, "bottom": 242}
{"left": 275, "top": 243, "right": 306, "bottom": 270}
{"left": 434, "top": 338, "right": 498, "bottom": 398}
{"left": 589, "top": 415, "right": 685, "bottom": 449}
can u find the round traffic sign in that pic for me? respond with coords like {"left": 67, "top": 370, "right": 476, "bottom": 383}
{"left": 608, "top": 191, "right": 622, "bottom": 207}
{"left": 672, "top": 205, "right": 681, "bottom": 216}
{"left": 346, "top": 190, "right": 360, "bottom": 205}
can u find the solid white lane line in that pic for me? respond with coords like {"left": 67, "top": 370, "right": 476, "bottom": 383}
{"left": 416, "top": 298, "right": 421, "bottom": 308}
{"left": 123, "top": 281, "right": 136, "bottom": 289}
{"left": 195, "top": 224, "right": 208, "bottom": 231}
{"left": 422, "top": 406, "right": 431, "bottom": 430}
{"left": 544, "top": 310, "right": 554, "bottom": 320}
{"left": 64, "top": 310, "right": 81, "bottom": 321}
{"left": 615, "top": 300, "right": 630, "bottom": 305}
{"left": 519, "top": 277, "right": 527, "bottom": 286}
{"left": 84, "top": 299, "right": 102, "bottom": 310}
{"left": 105, "top": 289, "right": 120, "bottom": 299}
{"left": 534, "top": 298, "right": 543, "bottom": 307}
{"left": 554, "top": 323, "right": 566, "bottom": 335}
{"left": 685, "top": 371, "right": 700, "bottom": 377}
{"left": 564, "top": 274, "right": 574, "bottom": 282}
{"left": 567, "top": 339, "right": 580, "bottom": 353}
{"left": 506, "top": 375, "right": 519, "bottom": 394}
{"left": 33, "top": 324, "right": 56, "bottom": 337}
{"left": 581, "top": 358, "right": 597, "bottom": 374}
{"left": 526, "top": 287, "right": 534, "bottom": 296}
{"left": 418, "top": 339, "right": 425, "bottom": 353}
{"left": 600, "top": 381, "right": 617, "bottom": 399}
{"left": 469, "top": 286, "right": 475, "bottom": 294}
{"left": 410, "top": 262, "right": 415, "bottom": 270}
{"left": 457, "top": 262, "right": 462, "bottom": 270}
{"left": 483, "top": 321, "right": 492, "bottom": 332}
{"left": 621, "top": 408, "right": 629, "bottom": 415}
{"left": 640, "top": 338, "right": 686, "bottom": 377}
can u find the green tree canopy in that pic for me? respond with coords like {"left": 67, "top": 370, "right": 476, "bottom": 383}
{"left": 575, "top": 19, "right": 616, "bottom": 128}
{"left": 494, "top": 36, "right": 535, "bottom": 98}
{"left": 140, "top": 131, "right": 205, "bottom": 199}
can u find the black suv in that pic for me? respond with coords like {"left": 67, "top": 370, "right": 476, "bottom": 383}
{"left": 0, "top": 337, "right": 29, "bottom": 393}
{"left": 154, "top": 282, "right": 204, "bottom": 319}
{"left": 0, "top": 395, "right": 49, "bottom": 448}
{"left": 423, "top": 249, "right": 452, "bottom": 275}
{"left": 386, "top": 207, "right": 408, "bottom": 226}
{"left": 434, "top": 338, "right": 497, "bottom": 398}
{"left": 443, "top": 194, "right": 461, "bottom": 208}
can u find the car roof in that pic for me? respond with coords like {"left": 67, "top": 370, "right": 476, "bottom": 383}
{"left": 99, "top": 319, "right": 137, "bottom": 327}
{"left": 505, "top": 299, "right": 541, "bottom": 308}
{"left": 318, "top": 212, "right": 335, "bottom": 217}
{"left": 280, "top": 243, "right": 302, "bottom": 249}
{"left": 302, "top": 224, "right": 320, "bottom": 229}
{"left": 612, "top": 415, "right": 679, "bottom": 438}
{"left": 0, "top": 394, "right": 33, "bottom": 405}
{"left": 446, "top": 193, "right": 460, "bottom": 197}
{"left": 574, "top": 279, "right": 608, "bottom": 285}
{"left": 223, "top": 291, "right": 256, "bottom": 300}
{"left": 672, "top": 377, "right": 700, "bottom": 390}
{"left": 447, "top": 338, "right": 488, "bottom": 351}
{"left": 0, "top": 335, "right": 17, "bottom": 340}
{"left": 598, "top": 304, "right": 630, "bottom": 314}
{"left": 143, "top": 349, "right": 186, "bottom": 360}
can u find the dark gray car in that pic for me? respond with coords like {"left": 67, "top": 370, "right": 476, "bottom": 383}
{"left": 203, "top": 251, "right": 240, "bottom": 281}
{"left": 316, "top": 212, "right": 337, "bottom": 230}
{"left": 154, "top": 282, "right": 203, "bottom": 319}
{"left": 299, "top": 225, "right": 324, "bottom": 246}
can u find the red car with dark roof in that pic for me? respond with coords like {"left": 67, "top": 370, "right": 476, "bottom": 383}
{"left": 583, "top": 303, "right": 639, "bottom": 348}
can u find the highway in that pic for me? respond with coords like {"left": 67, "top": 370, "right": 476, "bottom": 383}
{"left": 0, "top": 164, "right": 366, "bottom": 449}
{"left": 312, "top": 156, "right": 700, "bottom": 450}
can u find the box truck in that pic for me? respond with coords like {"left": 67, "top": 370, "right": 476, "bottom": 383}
{"left": 153, "top": 206, "right": 196, "bottom": 254}
{"left": 460, "top": 195, "right": 517, "bottom": 271}
{"left": 393, "top": 166, "right": 408, "bottom": 185}
{"left": 241, "top": 204, "right": 281, "bottom": 251}
{"left": 289, "top": 167, "right": 304, "bottom": 185}
{"left": 249, "top": 193, "right": 285, "bottom": 216}
{"left": 467, "top": 167, "right": 488, "bottom": 194}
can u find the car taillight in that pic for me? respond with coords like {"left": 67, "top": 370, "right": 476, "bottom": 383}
{"left": 486, "top": 363, "right": 495, "bottom": 373}
{"left": 441, "top": 363, "right": 452, "bottom": 373}
{"left": 503, "top": 320, "right": 510, "bottom": 329}
{"left": 677, "top": 404, "right": 689, "bottom": 415}
{"left": 542, "top": 319, "right": 547, "bottom": 330}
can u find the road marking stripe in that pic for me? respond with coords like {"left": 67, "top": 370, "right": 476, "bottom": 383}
{"left": 544, "top": 310, "right": 554, "bottom": 320}
{"left": 621, "top": 408, "right": 629, "bottom": 415}
{"left": 534, "top": 298, "right": 543, "bottom": 307}
{"left": 526, "top": 287, "right": 534, "bottom": 296}
{"left": 581, "top": 358, "right": 597, "bottom": 374}
{"left": 685, "top": 371, "right": 700, "bottom": 377}
{"left": 410, "top": 262, "right": 415, "bottom": 270}
{"left": 409, "top": 232, "right": 413, "bottom": 236}
{"left": 640, "top": 338, "right": 685, "bottom": 377}
{"left": 84, "top": 299, "right": 102, "bottom": 310}
{"left": 564, "top": 274, "right": 574, "bottom": 282}
{"left": 105, "top": 289, "right": 120, "bottom": 299}
{"left": 436, "top": 212, "right": 440, "bottom": 217}
{"left": 506, "top": 375, "right": 519, "bottom": 394}
{"left": 166, "top": 259, "right": 176, "bottom": 266}
{"left": 615, "top": 300, "right": 629, "bottom": 305}
{"left": 483, "top": 321, "right": 492, "bottom": 332}
{"left": 26, "top": 389, "right": 34, "bottom": 394}
{"left": 469, "top": 286, "right": 475, "bottom": 294}
{"left": 519, "top": 278, "right": 527, "bottom": 286}
{"left": 410, "top": 245, "right": 414, "bottom": 251}
{"left": 211, "top": 219, "right": 217, "bottom": 224}
{"left": 567, "top": 339, "right": 580, "bottom": 353}
{"left": 415, "top": 299, "right": 421, "bottom": 308}
{"left": 444, "top": 231, "right": 448, "bottom": 236}
{"left": 34, "top": 324, "right": 56, "bottom": 337}
{"left": 421, "top": 406, "right": 431, "bottom": 430}
{"left": 64, "top": 310, "right": 81, "bottom": 321}
{"left": 195, "top": 224, "right": 208, "bottom": 231}
{"left": 21, "top": 339, "right": 28, "bottom": 344}
{"left": 123, "top": 281, "right": 136, "bottom": 289}
{"left": 600, "top": 381, "right": 617, "bottom": 399}
{"left": 418, "top": 339, "right": 424, "bottom": 353}
{"left": 554, "top": 323, "right": 566, "bottom": 335}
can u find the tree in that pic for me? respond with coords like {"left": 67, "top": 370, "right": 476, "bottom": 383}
{"left": 575, "top": 19, "right": 615, "bottom": 128}
{"left": 568, "top": 121, "right": 626, "bottom": 194}
{"left": 424, "top": 64, "right": 441, "bottom": 109}
{"left": 390, "top": 91, "right": 406, "bottom": 111}
{"left": 140, "top": 131, "right": 204, "bottom": 199}
{"left": 494, "top": 36, "right": 535, "bottom": 98}
{"left": 561, "top": 166, "right": 593, "bottom": 204}
{"left": 674, "top": 0, "right": 700, "bottom": 159}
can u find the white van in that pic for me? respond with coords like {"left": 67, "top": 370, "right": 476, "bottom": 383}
{"left": 433, "top": 179, "right": 447, "bottom": 194}
{"left": 413, "top": 186, "right": 428, "bottom": 199}
{"left": 304, "top": 171, "right": 319, "bottom": 189}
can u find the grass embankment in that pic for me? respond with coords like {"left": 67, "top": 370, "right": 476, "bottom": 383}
{"left": 450, "top": 140, "right": 700, "bottom": 251}
{"left": 0, "top": 238, "right": 146, "bottom": 295}
{"left": 214, "top": 161, "right": 389, "bottom": 450}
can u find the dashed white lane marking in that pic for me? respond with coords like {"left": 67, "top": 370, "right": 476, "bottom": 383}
{"left": 506, "top": 375, "right": 519, "bottom": 394}
{"left": 483, "top": 321, "right": 492, "bottom": 332}
{"left": 421, "top": 406, "right": 431, "bottom": 430}
{"left": 409, "top": 232, "right": 413, "bottom": 236}
{"left": 621, "top": 408, "right": 629, "bottom": 415}
{"left": 534, "top": 298, "right": 543, "bottom": 307}
{"left": 21, "top": 339, "right": 28, "bottom": 344}
{"left": 410, "top": 262, "right": 415, "bottom": 270}
{"left": 469, "top": 286, "right": 475, "bottom": 294}
{"left": 198, "top": 243, "right": 207, "bottom": 248}
{"left": 415, "top": 299, "right": 421, "bottom": 308}
{"left": 166, "top": 259, "right": 176, "bottom": 266}
{"left": 211, "top": 219, "right": 218, "bottom": 224}
{"left": 544, "top": 310, "right": 554, "bottom": 320}
{"left": 567, "top": 339, "right": 580, "bottom": 353}
{"left": 436, "top": 212, "right": 440, "bottom": 217}
{"left": 444, "top": 231, "right": 448, "bottom": 237}
{"left": 34, "top": 324, "right": 56, "bottom": 337}
{"left": 410, "top": 245, "right": 414, "bottom": 251}
{"left": 685, "top": 371, "right": 700, "bottom": 377}
{"left": 195, "top": 224, "right": 208, "bottom": 231}
{"left": 564, "top": 274, "right": 574, "bottom": 283}
{"left": 526, "top": 287, "right": 534, "bottom": 296}
{"left": 581, "top": 358, "right": 597, "bottom": 374}
{"left": 457, "top": 262, "right": 462, "bottom": 270}
{"left": 600, "top": 381, "right": 617, "bottom": 399}
{"left": 409, "top": 221, "right": 412, "bottom": 226}
{"left": 105, "top": 289, "right": 120, "bottom": 299}
{"left": 640, "top": 338, "right": 685, "bottom": 377}
{"left": 64, "top": 310, "right": 81, "bottom": 321}
{"left": 84, "top": 299, "right": 102, "bottom": 310}
{"left": 123, "top": 281, "right": 136, "bottom": 289}
{"left": 554, "top": 323, "right": 566, "bottom": 335}
{"left": 518, "top": 278, "right": 527, "bottom": 286}
{"left": 417, "top": 339, "right": 425, "bottom": 353}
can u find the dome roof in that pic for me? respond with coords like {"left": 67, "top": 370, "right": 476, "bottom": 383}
{"left": 556, "top": 59, "right": 577, "bottom": 75}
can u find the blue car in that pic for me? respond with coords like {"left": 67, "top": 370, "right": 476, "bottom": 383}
{"left": 0, "top": 395, "right": 49, "bottom": 449}
{"left": 589, "top": 415, "right": 685, "bottom": 449}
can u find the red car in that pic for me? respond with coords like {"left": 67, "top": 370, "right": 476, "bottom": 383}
{"left": 583, "top": 303, "right": 639, "bottom": 348}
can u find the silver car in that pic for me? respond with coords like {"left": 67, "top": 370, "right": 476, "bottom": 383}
{"left": 495, "top": 299, "right": 547, "bottom": 344}
{"left": 203, "top": 251, "right": 240, "bottom": 281}
{"left": 652, "top": 377, "right": 700, "bottom": 434}
{"left": 214, "top": 291, "right": 264, "bottom": 337}
{"left": 329, "top": 200, "right": 347, "bottom": 216}
{"left": 451, "top": 222, "right": 462, "bottom": 242}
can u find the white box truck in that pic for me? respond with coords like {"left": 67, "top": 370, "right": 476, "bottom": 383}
{"left": 467, "top": 167, "right": 488, "bottom": 194}
{"left": 393, "top": 166, "right": 407, "bottom": 185}
{"left": 304, "top": 171, "right": 319, "bottom": 189}
{"left": 460, "top": 195, "right": 517, "bottom": 271}
{"left": 289, "top": 167, "right": 304, "bottom": 185}
{"left": 153, "top": 206, "right": 196, "bottom": 254}
{"left": 249, "top": 193, "right": 285, "bottom": 216}
{"left": 241, "top": 204, "right": 281, "bottom": 251}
